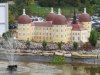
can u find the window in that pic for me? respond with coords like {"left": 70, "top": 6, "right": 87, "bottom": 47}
{"left": 78, "top": 33, "right": 79, "bottom": 35}
{"left": 35, "top": 19, "right": 38, "bottom": 21}
{"left": 53, "top": 35, "right": 54, "bottom": 37}
{"left": 56, "top": 29, "right": 58, "bottom": 32}
{"left": 23, "top": 33, "right": 25, "bottom": 35}
{"left": 23, "top": 28, "right": 25, "bottom": 30}
{"left": 61, "top": 35, "right": 63, "bottom": 38}
{"left": 56, "top": 35, "right": 58, "bottom": 37}
{"left": 65, "top": 35, "right": 66, "bottom": 37}
{"left": 73, "top": 37, "right": 74, "bottom": 40}
{"left": 78, "top": 37, "right": 80, "bottom": 40}
{"left": 47, "top": 33, "right": 48, "bottom": 35}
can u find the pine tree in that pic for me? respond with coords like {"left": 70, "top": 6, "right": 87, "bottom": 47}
{"left": 89, "top": 29, "right": 98, "bottom": 47}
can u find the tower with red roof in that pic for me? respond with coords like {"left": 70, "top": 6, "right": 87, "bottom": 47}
{"left": 79, "top": 8, "right": 92, "bottom": 38}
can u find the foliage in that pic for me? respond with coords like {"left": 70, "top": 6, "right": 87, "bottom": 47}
{"left": 9, "top": 10, "right": 16, "bottom": 24}
{"left": 57, "top": 41, "right": 63, "bottom": 50}
{"left": 0, "top": 0, "right": 8, "bottom": 3}
{"left": 38, "top": 0, "right": 81, "bottom": 7}
{"left": 42, "top": 40, "right": 47, "bottom": 50}
{"left": 89, "top": 29, "right": 98, "bottom": 47}
{"left": 14, "top": 0, "right": 34, "bottom": 16}
{"left": 73, "top": 42, "right": 79, "bottom": 49}
{"left": 25, "top": 39, "right": 31, "bottom": 49}
{"left": 52, "top": 55, "right": 65, "bottom": 64}
{"left": 2, "top": 31, "right": 12, "bottom": 40}
{"left": 38, "top": 0, "right": 100, "bottom": 15}
{"left": 82, "top": 42, "right": 92, "bottom": 50}
{"left": 97, "top": 32, "right": 100, "bottom": 40}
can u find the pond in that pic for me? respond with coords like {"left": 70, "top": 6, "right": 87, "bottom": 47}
{"left": 0, "top": 61, "right": 99, "bottom": 75}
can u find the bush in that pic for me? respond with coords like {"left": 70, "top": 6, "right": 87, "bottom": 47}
{"left": 73, "top": 42, "right": 79, "bottom": 49}
{"left": 42, "top": 40, "right": 47, "bottom": 50}
{"left": 57, "top": 41, "right": 63, "bottom": 50}
{"left": 52, "top": 55, "right": 65, "bottom": 64}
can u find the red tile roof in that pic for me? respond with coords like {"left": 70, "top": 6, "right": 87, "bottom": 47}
{"left": 79, "top": 13, "right": 91, "bottom": 22}
{"left": 32, "top": 21, "right": 52, "bottom": 27}
{"left": 18, "top": 15, "right": 32, "bottom": 24}
{"left": 46, "top": 13, "right": 57, "bottom": 21}
{"left": 53, "top": 15, "right": 67, "bottom": 25}
{"left": 72, "top": 23, "right": 86, "bottom": 31}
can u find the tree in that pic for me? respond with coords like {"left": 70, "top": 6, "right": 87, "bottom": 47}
{"left": 14, "top": 0, "right": 34, "bottom": 16}
{"left": 25, "top": 39, "right": 31, "bottom": 49}
{"left": 97, "top": 32, "right": 100, "bottom": 40}
{"left": 0, "top": 0, "right": 8, "bottom": 3}
{"left": 9, "top": 11, "right": 16, "bottom": 24}
{"left": 57, "top": 41, "right": 63, "bottom": 50}
{"left": 89, "top": 29, "right": 98, "bottom": 47}
{"left": 2, "top": 31, "right": 12, "bottom": 41}
{"left": 73, "top": 42, "right": 79, "bottom": 49}
{"left": 42, "top": 40, "right": 47, "bottom": 50}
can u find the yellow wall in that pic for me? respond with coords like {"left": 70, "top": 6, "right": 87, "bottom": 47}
{"left": 17, "top": 22, "right": 90, "bottom": 43}
{"left": 32, "top": 25, "right": 72, "bottom": 43}
{"left": 17, "top": 23, "right": 32, "bottom": 41}
{"left": 52, "top": 25, "right": 72, "bottom": 43}
{"left": 33, "top": 26, "right": 52, "bottom": 42}
{"left": 82, "top": 22, "right": 92, "bottom": 38}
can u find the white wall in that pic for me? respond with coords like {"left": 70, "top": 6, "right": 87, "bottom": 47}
{"left": 72, "top": 31, "right": 81, "bottom": 42}
{"left": 0, "top": 3, "right": 8, "bottom": 37}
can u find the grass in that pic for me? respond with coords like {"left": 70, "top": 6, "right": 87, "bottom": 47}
{"left": 30, "top": 3, "right": 78, "bottom": 18}
{"left": 52, "top": 55, "right": 65, "bottom": 64}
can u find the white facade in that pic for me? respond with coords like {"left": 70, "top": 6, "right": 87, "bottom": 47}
{"left": 72, "top": 30, "right": 88, "bottom": 43}
{"left": 0, "top": 3, "right": 8, "bottom": 36}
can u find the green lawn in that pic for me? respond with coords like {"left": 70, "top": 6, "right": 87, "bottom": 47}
{"left": 30, "top": 3, "right": 78, "bottom": 18}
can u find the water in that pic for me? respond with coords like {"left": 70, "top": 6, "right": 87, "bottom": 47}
{"left": 0, "top": 61, "right": 99, "bottom": 75}
{"left": 0, "top": 61, "right": 30, "bottom": 75}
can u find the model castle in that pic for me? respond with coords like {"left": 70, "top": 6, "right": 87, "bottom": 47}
{"left": 17, "top": 8, "right": 92, "bottom": 43}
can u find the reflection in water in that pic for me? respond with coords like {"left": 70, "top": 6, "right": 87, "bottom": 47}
{"left": 29, "top": 63, "right": 100, "bottom": 75}
{"left": 28, "top": 63, "right": 62, "bottom": 75}
{"left": 0, "top": 61, "right": 100, "bottom": 75}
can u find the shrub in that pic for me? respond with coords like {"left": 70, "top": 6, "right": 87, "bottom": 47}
{"left": 73, "top": 42, "right": 79, "bottom": 49}
{"left": 57, "top": 41, "right": 63, "bottom": 50}
{"left": 42, "top": 40, "right": 47, "bottom": 50}
{"left": 52, "top": 55, "right": 65, "bottom": 64}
